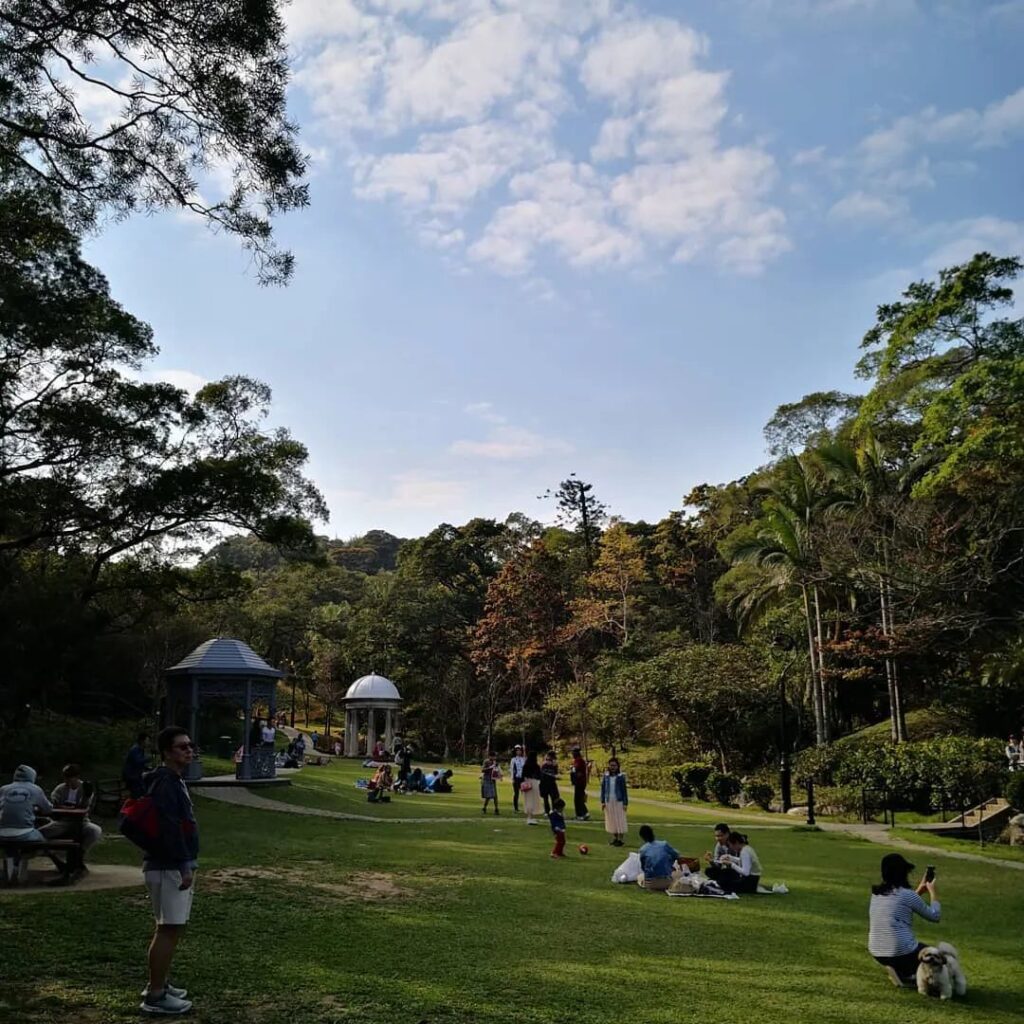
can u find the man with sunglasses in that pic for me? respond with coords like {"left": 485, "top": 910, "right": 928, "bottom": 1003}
{"left": 139, "top": 726, "right": 199, "bottom": 1016}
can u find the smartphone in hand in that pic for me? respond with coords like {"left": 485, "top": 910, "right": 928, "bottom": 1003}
{"left": 924, "top": 865, "right": 936, "bottom": 883}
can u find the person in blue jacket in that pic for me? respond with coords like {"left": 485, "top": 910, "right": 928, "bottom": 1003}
{"left": 139, "top": 726, "right": 199, "bottom": 1017}
{"left": 600, "top": 758, "right": 629, "bottom": 846}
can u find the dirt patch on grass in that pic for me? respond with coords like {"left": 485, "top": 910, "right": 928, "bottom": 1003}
{"left": 203, "top": 865, "right": 416, "bottom": 901}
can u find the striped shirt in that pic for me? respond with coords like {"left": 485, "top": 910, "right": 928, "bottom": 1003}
{"left": 868, "top": 888, "right": 941, "bottom": 956}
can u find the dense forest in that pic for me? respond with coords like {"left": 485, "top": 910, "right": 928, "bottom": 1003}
{"left": 1, "top": 3, "right": 1022, "bottom": 803}
{"left": 4, "top": 217, "right": 1023, "bottom": 787}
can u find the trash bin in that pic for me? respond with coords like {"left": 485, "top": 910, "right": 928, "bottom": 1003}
{"left": 217, "top": 735, "right": 234, "bottom": 759}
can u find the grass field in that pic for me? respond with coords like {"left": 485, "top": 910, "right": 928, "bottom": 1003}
{"left": 1, "top": 759, "right": 1021, "bottom": 1024}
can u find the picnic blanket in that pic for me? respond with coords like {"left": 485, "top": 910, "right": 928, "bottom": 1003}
{"left": 668, "top": 890, "right": 740, "bottom": 900}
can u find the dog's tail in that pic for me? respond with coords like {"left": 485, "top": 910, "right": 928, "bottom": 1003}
{"left": 936, "top": 942, "right": 959, "bottom": 960}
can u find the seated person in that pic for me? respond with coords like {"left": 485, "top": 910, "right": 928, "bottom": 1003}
{"left": 407, "top": 767, "right": 425, "bottom": 792}
{"left": 433, "top": 769, "right": 454, "bottom": 793}
{"left": 702, "top": 822, "right": 732, "bottom": 872}
{"left": 1, "top": 764, "right": 53, "bottom": 880}
{"left": 371, "top": 765, "right": 393, "bottom": 790}
{"left": 371, "top": 740, "right": 387, "bottom": 761}
{"left": 636, "top": 824, "right": 682, "bottom": 891}
{"left": 422, "top": 770, "right": 438, "bottom": 791}
{"left": 709, "top": 831, "right": 762, "bottom": 894}
{"left": 42, "top": 764, "right": 103, "bottom": 859}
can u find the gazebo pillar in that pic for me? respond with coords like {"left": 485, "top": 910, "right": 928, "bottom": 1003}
{"left": 240, "top": 679, "right": 253, "bottom": 781}
{"left": 384, "top": 709, "right": 395, "bottom": 750}
{"left": 186, "top": 678, "right": 201, "bottom": 781}
{"left": 346, "top": 709, "right": 357, "bottom": 756}
{"left": 366, "top": 708, "right": 376, "bottom": 756}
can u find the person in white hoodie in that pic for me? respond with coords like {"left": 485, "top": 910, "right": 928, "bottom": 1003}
{"left": 1, "top": 764, "right": 53, "bottom": 881}
{"left": 0, "top": 764, "right": 52, "bottom": 842}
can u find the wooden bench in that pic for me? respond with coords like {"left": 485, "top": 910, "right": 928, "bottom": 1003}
{"left": 1, "top": 838, "right": 84, "bottom": 887}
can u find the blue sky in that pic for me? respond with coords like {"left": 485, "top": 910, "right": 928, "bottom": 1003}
{"left": 85, "top": 0, "right": 1024, "bottom": 538}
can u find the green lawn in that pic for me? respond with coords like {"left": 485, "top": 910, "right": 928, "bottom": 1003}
{"left": 2, "top": 761, "right": 1021, "bottom": 1024}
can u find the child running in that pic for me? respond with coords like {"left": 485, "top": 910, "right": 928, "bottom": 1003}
{"left": 549, "top": 798, "right": 567, "bottom": 858}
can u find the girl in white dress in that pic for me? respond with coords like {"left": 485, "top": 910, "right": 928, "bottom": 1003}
{"left": 600, "top": 758, "right": 629, "bottom": 846}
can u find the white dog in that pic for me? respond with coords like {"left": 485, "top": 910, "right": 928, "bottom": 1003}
{"left": 916, "top": 943, "right": 967, "bottom": 1000}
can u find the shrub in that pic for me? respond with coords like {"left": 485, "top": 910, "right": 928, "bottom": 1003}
{"left": 707, "top": 771, "right": 742, "bottom": 806}
{"left": 671, "top": 761, "right": 713, "bottom": 800}
{"left": 814, "top": 785, "right": 864, "bottom": 818}
{"left": 1006, "top": 772, "right": 1024, "bottom": 812}
{"left": 742, "top": 780, "right": 774, "bottom": 811}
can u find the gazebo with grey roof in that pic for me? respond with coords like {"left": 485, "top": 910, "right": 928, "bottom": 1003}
{"left": 165, "top": 638, "right": 283, "bottom": 781}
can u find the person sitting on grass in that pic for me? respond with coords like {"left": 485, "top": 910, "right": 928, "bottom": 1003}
{"left": 868, "top": 852, "right": 941, "bottom": 987}
{"left": 636, "top": 824, "right": 682, "bottom": 892}
{"left": 549, "top": 798, "right": 567, "bottom": 859}
{"left": 42, "top": 763, "right": 103, "bottom": 862}
{"left": 433, "top": 769, "right": 454, "bottom": 793}
{"left": 703, "top": 822, "right": 732, "bottom": 872}
{"left": 368, "top": 764, "right": 393, "bottom": 802}
{"left": 709, "top": 831, "right": 762, "bottom": 894}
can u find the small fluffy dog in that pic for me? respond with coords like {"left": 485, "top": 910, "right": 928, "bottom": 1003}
{"left": 916, "top": 943, "right": 967, "bottom": 1000}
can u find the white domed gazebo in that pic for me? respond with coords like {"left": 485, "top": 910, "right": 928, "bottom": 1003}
{"left": 342, "top": 673, "right": 402, "bottom": 757}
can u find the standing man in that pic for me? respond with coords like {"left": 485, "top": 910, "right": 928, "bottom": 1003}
{"left": 261, "top": 718, "right": 276, "bottom": 749}
{"left": 140, "top": 726, "right": 198, "bottom": 1016}
{"left": 509, "top": 745, "right": 526, "bottom": 814}
{"left": 123, "top": 731, "right": 150, "bottom": 799}
{"left": 570, "top": 747, "right": 589, "bottom": 821}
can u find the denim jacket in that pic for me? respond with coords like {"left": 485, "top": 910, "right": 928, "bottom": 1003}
{"left": 600, "top": 772, "right": 628, "bottom": 805}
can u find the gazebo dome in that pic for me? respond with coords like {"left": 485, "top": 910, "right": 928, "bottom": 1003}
{"left": 345, "top": 673, "right": 401, "bottom": 702}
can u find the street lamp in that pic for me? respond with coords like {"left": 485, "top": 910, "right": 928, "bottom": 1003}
{"left": 771, "top": 634, "right": 797, "bottom": 812}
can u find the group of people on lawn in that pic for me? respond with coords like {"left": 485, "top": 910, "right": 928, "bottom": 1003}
{"left": 483, "top": 746, "right": 630, "bottom": 844}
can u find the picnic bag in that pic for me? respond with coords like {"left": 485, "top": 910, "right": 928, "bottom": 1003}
{"left": 519, "top": 780, "right": 533, "bottom": 791}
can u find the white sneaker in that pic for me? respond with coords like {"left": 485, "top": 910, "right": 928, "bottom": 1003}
{"left": 140, "top": 990, "right": 193, "bottom": 1015}
{"left": 141, "top": 984, "right": 188, "bottom": 999}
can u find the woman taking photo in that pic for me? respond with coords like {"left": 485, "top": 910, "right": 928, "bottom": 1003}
{"left": 868, "top": 853, "right": 941, "bottom": 986}
{"left": 600, "top": 758, "right": 628, "bottom": 846}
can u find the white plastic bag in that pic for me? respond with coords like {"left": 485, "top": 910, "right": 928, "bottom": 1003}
{"left": 611, "top": 851, "right": 642, "bottom": 884}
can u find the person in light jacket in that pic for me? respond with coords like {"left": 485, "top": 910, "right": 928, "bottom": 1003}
{"left": 600, "top": 758, "right": 629, "bottom": 846}
{"left": 42, "top": 763, "right": 103, "bottom": 857}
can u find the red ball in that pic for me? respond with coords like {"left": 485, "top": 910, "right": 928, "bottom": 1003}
{"left": 578, "top": 844, "right": 589, "bottom": 855}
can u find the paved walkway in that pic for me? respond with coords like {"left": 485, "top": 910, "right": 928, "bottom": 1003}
{"left": 196, "top": 785, "right": 1024, "bottom": 869}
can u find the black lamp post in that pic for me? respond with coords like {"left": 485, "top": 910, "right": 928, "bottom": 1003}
{"left": 772, "top": 635, "right": 797, "bottom": 813}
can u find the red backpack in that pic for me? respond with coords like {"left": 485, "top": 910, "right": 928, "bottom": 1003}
{"left": 118, "top": 779, "right": 162, "bottom": 853}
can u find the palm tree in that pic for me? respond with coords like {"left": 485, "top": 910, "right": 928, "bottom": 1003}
{"left": 817, "top": 437, "right": 912, "bottom": 741}
{"left": 726, "top": 455, "right": 832, "bottom": 745}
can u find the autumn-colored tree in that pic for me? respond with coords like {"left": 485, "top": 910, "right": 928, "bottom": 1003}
{"left": 471, "top": 543, "right": 567, "bottom": 751}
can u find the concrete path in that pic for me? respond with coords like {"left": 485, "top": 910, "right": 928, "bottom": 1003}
{"left": 816, "top": 820, "right": 1024, "bottom": 871}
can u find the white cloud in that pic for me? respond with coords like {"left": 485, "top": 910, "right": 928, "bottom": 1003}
{"left": 386, "top": 472, "right": 467, "bottom": 508}
{"left": 290, "top": 1, "right": 788, "bottom": 278}
{"left": 451, "top": 426, "right": 573, "bottom": 460}
{"left": 828, "top": 190, "right": 908, "bottom": 224}
{"left": 920, "top": 217, "right": 1024, "bottom": 272}
{"left": 464, "top": 402, "right": 507, "bottom": 424}
{"left": 859, "top": 86, "right": 1024, "bottom": 170}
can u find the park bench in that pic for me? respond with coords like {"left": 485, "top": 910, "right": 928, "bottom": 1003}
{"left": 1, "top": 837, "right": 84, "bottom": 887}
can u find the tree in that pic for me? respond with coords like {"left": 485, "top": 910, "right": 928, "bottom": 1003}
{"left": 0, "top": 184, "right": 326, "bottom": 594}
{"left": 643, "top": 644, "right": 776, "bottom": 773}
{"left": 471, "top": 543, "right": 566, "bottom": 751}
{"left": 0, "top": 1, "right": 307, "bottom": 282}
{"left": 723, "top": 456, "right": 833, "bottom": 745}
{"left": 764, "top": 390, "right": 862, "bottom": 457}
{"left": 540, "top": 475, "right": 607, "bottom": 569}
{"left": 570, "top": 519, "right": 647, "bottom": 647}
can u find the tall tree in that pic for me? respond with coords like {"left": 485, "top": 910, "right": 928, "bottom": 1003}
{"left": 541, "top": 475, "right": 607, "bottom": 569}
{"left": 0, "top": 185, "right": 325, "bottom": 591}
{"left": 0, "top": 1, "right": 307, "bottom": 281}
